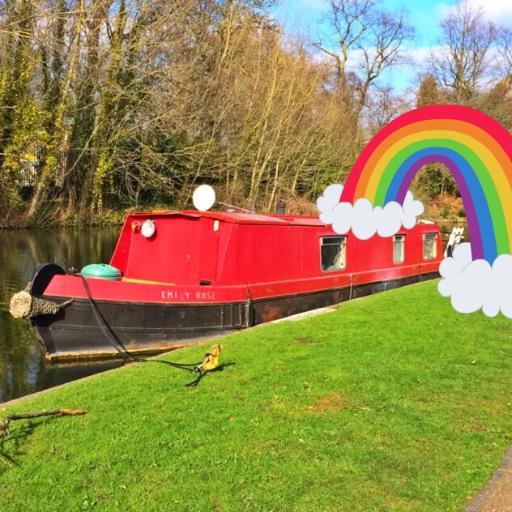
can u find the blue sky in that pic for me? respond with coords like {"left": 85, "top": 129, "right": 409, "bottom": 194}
{"left": 270, "top": 0, "right": 512, "bottom": 91}
{"left": 272, "top": 0, "right": 456, "bottom": 47}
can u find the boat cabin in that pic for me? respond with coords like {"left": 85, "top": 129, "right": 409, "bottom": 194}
{"left": 110, "top": 210, "right": 442, "bottom": 287}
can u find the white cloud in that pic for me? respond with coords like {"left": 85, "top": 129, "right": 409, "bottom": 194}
{"left": 405, "top": 46, "right": 445, "bottom": 66}
{"left": 438, "top": 0, "right": 512, "bottom": 25}
{"left": 437, "top": 3, "right": 455, "bottom": 20}
{"left": 317, "top": 184, "right": 424, "bottom": 240}
{"left": 478, "top": 0, "right": 512, "bottom": 23}
{"left": 438, "top": 243, "right": 512, "bottom": 318}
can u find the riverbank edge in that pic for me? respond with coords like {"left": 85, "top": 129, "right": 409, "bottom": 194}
{"left": 0, "top": 209, "right": 127, "bottom": 229}
{"left": 0, "top": 201, "right": 188, "bottom": 229}
{"left": 1, "top": 305, "right": 338, "bottom": 409}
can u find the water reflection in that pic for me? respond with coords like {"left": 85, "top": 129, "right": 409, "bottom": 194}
{"left": 0, "top": 228, "right": 121, "bottom": 403}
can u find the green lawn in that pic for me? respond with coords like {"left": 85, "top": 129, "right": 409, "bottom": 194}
{"left": 2, "top": 280, "right": 512, "bottom": 511}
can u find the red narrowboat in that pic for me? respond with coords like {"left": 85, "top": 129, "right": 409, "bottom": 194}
{"left": 14, "top": 209, "right": 442, "bottom": 361}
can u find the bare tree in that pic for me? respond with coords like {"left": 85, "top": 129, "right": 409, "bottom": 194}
{"left": 365, "top": 86, "right": 411, "bottom": 135}
{"left": 315, "top": 0, "right": 413, "bottom": 114}
{"left": 497, "top": 27, "right": 512, "bottom": 75}
{"left": 314, "top": 0, "right": 375, "bottom": 84}
{"left": 432, "top": 0, "right": 496, "bottom": 103}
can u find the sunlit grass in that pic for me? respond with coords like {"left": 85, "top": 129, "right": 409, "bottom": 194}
{"left": 1, "top": 280, "right": 512, "bottom": 511}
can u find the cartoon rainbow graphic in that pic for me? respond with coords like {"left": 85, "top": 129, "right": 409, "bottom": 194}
{"left": 340, "top": 105, "right": 512, "bottom": 263}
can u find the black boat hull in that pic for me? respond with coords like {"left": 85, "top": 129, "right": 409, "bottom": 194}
{"left": 33, "top": 272, "right": 439, "bottom": 362}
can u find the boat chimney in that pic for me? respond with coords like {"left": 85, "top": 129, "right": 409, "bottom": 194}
{"left": 277, "top": 200, "right": 286, "bottom": 215}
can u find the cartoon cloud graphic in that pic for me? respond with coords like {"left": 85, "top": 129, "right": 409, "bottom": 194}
{"left": 318, "top": 185, "right": 424, "bottom": 240}
{"left": 317, "top": 105, "right": 512, "bottom": 318}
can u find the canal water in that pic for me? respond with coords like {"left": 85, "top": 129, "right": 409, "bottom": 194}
{"left": 0, "top": 228, "right": 122, "bottom": 403}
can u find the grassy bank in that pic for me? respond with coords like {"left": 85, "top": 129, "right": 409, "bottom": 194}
{"left": 2, "top": 281, "right": 512, "bottom": 511}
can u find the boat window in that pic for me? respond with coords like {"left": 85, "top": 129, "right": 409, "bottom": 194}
{"left": 321, "top": 236, "right": 346, "bottom": 272}
{"left": 393, "top": 235, "right": 405, "bottom": 264}
{"left": 423, "top": 233, "right": 438, "bottom": 259}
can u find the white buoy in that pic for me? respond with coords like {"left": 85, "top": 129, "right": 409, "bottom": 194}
{"left": 193, "top": 185, "right": 216, "bottom": 212}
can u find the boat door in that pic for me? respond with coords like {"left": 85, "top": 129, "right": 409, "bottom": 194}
{"left": 198, "top": 218, "right": 220, "bottom": 284}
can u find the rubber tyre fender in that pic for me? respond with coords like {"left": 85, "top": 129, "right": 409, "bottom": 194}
{"left": 30, "top": 263, "right": 66, "bottom": 296}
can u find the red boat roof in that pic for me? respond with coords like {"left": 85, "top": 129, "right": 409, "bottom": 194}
{"left": 129, "top": 210, "right": 441, "bottom": 230}
{"left": 129, "top": 210, "right": 325, "bottom": 227}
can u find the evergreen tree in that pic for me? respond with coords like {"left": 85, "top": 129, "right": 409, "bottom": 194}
{"left": 417, "top": 74, "right": 443, "bottom": 107}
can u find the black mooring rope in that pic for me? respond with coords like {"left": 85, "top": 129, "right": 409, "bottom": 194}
{"left": 77, "top": 274, "right": 203, "bottom": 381}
